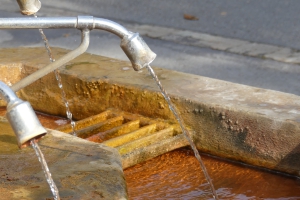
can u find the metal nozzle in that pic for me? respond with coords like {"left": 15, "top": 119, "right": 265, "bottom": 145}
{"left": 6, "top": 101, "right": 47, "bottom": 148}
{"left": 16, "top": 0, "right": 41, "bottom": 15}
{"left": 121, "top": 32, "right": 156, "bottom": 71}
{"left": 0, "top": 81, "right": 47, "bottom": 148}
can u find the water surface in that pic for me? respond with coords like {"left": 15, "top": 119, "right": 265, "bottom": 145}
{"left": 125, "top": 148, "right": 300, "bottom": 199}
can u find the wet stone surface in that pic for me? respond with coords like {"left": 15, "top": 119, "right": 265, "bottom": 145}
{"left": 0, "top": 118, "right": 127, "bottom": 200}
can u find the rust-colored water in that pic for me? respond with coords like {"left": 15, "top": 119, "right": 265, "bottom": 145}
{"left": 0, "top": 107, "right": 68, "bottom": 130}
{"left": 124, "top": 148, "right": 300, "bottom": 199}
{"left": 1, "top": 107, "right": 300, "bottom": 199}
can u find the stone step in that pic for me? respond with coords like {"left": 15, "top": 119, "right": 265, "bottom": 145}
{"left": 56, "top": 108, "right": 188, "bottom": 168}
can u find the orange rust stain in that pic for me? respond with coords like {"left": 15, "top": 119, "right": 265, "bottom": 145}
{"left": 124, "top": 148, "right": 300, "bottom": 199}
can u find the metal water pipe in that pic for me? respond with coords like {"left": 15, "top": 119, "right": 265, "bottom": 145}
{"left": 0, "top": 16, "right": 156, "bottom": 91}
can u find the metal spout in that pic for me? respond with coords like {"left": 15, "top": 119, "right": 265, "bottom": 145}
{"left": 121, "top": 32, "right": 157, "bottom": 71}
{"left": 0, "top": 81, "right": 47, "bottom": 148}
{"left": 16, "top": 0, "right": 41, "bottom": 15}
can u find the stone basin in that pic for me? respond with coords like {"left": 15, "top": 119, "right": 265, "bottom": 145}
{"left": 0, "top": 47, "right": 299, "bottom": 198}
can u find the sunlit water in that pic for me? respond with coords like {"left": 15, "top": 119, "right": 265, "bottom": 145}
{"left": 125, "top": 148, "right": 300, "bottom": 200}
{"left": 146, "top": 64, "right": 218, "bottom": 199}
{"left": 33, "top": 13, "right": 76, "bottom": 135}
{"left": 30, "top": 139, "right": 60, "bottom": 200}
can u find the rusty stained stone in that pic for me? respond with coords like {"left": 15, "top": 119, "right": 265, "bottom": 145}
{"left": 0, "top": 118, "right": 128, "bottom": 200}
{"left": 0, "top": 47, "right": 299, "bottom": 176}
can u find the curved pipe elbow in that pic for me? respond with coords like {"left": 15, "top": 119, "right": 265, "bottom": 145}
{"left": 0, "top": 81, "right": 19, "bottom": 104}
{"left": 77, "top": 17, "right": 156, "bottom": 70}
{"left": 80, "top": 17, "right": 129, "bottom": 38}
{"left": 11, "top": 29, "right": 90, "bottom": 92}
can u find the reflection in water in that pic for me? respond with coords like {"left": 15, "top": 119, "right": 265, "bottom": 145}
{"left": 125, "top": 148, "right": 300, "bottom": 200}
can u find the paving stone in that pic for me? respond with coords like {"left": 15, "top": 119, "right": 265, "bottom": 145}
{"left": 195, "top": 38, "right": 250, "bottom": 51}
{"left": 283, "top": 52, "right": 300, "bottom": 64}
{"left": 129, "top": 24, "right": 178, "bottom": 38}
{"left": 228, "top": 43, "right": 281, "bottom": 56}
{"left": 120, "top": 23, "right": 300, "bottom": 66}
{"left": 264, "top": 47, "right": 294, "bottom": 62}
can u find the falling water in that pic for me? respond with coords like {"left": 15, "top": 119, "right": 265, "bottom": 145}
{"left": 30, "top": 139, "right": 60, "bottom": 200}
{"left": 33, "top": 13, "right": 76, "bottom": 135}
{"left": 146, "top": 64, "right": 219, "bottom": 200}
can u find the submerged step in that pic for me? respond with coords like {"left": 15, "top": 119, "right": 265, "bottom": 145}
{"left": 57, "top": 110, "right": 113, "bottom": 132}
{"left": 116, "top": 126, "right": 177, "bottom": 155}
{"left": 103, "top": 123, "right": 157, "bottom": 147}
{"left": 121, "top": 133, "right": 189, "bottom": 169}
{"left": 87, "top": 119, "right": 141, "bottom": 143}
{"left": 76, "top": 115, "right": 125, "bottom": 138}
{"left": 56, "top": 108, "right": 188, "bottom": 167}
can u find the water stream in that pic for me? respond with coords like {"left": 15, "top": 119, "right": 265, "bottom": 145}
{"left": 146, "top": 64, "right": 219, "bottom": 200}
{"left": 33, "top": 13, "right": 77, "bottom": 136}
{"left": 147, "top": 64, "right": 218, "bottom": 199}
{"left": 30, "top": 139, "right": 60, "bottom": 200}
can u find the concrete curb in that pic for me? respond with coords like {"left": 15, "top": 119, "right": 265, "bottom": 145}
{"left": 124, "top": 23, "right": 300, "bottom": 65}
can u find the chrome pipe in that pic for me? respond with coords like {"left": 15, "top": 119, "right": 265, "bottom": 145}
{"left": 0, "top": 16, "right": 129, "bottom": 38}
{"left": 1, "top": 15, "right": 156, "bottom": 88}
{"left": 11, "top": 29, "right": 90, "bottom": 92}
{"left": 0, "top": 81, "right": 19, "bottom": 104}
{"left": 94, "top": 18, "right": 129, "bottom": 38}
{"left": 0, "top": 17, "right": 77, "bottom": 29}
{"left": 0, "top": 81, "right": 47, "bottom": 148}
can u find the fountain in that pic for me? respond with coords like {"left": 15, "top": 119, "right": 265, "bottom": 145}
{"left": 0, "top": 0, "right": 156, "bottom": 199}
{"left": 0, "top": 0, "right": 299, "bottom": 199}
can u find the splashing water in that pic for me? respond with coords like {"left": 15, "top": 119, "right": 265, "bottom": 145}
{"left": 30, "top": 139, "right": 60, "bottom": 200}
{"left": 33, "top": 13, "right": 76, "bottom": 135}
{"left": 146, "top": 64, "right": 219, "bottom": 200}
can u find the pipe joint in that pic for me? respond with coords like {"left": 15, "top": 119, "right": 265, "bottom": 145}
{"left": 77, "top": 16, "right": 95, "bottom": 30}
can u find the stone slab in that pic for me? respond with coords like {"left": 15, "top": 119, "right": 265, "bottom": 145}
{"left": 0, "top": 118, "right": 127, "bottom": 200}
